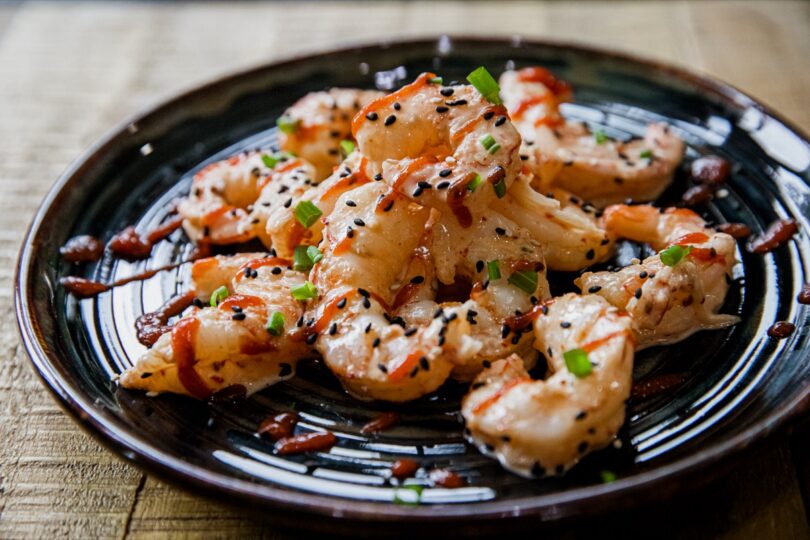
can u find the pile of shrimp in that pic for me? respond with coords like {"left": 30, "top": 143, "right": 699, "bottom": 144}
{"left": 121, "top": 66, "right": 740, "bottom": 478}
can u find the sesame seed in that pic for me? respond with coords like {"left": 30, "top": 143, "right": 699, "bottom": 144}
{"left": 346, "top": 200, "right": 356, "bottom": 207}
{"left": 410, "top": 275, "right": 425, "bottom": 284}
{"left": 541, "top": 305, "right": 549, "bottom": 315}
{"left": 476, "top": 260, "right": 484, "bottom": 272}
{"left": 447, "top": 99, "right": 468, "bottom": 106}
{"left": 372, "top": 337, "right": 381, "bottom": 348}
{"left": 639, "top": 271, "right": 648, "bottom": 278}
{"left": 588, "top": 285, "right": 602, "bottom": 293}
{"left": 413, "top": 186, "right": 423, "bottom": 197}
{"left": 283, "top": 198, "right": 292, "bottom": 208}
{"left": 346, "top": 227, "right": 354, "bottom": 238}
{"left": 439, "top": 169, "right": 452, "bottom": 177}
{"left": 482, "top": 360, "right": 492, "bottom": 368}
{"left": 384, "top": 115, "right": 396, "bottom": 126}
{"left": 353, "top": 218, "right": 366, "bottom": 227}
{"left": 328, "top": 323, "right": 337, "bottom": 335}
{"left": 436, "top": 181, "right": 450, "bottom": 189}
{"left": 576, "top": 411, "right": 587, "bottom": 420}
{"left": 419, "top": 356, "right": 429, "bottom": 370}
{"left": 634, "top": 288, "right": 642, "bottom": 299}
{"left": 305, "top": 333, "right": 317, "bottom": 344}
{"left": 435, "top": 106, "right": 449, "bottom": 113}
{"left": 495, "top": 116, "right": 507, "bottom": 127}
{"left": 417, "top": 181, "right": 432, "bottom": 189}
{"left": 362, "top": 297, "right": 371, "bottom": 309}
{"left": 393, "top": 102, "right": 401, "bottom": 110}
{"left": 404, "top": 327, "right": 417, "bottom": 337}
{"left": 365, "top": 112, "right": 378, "bottom": 121}
{"left": 495, "top": 227, "right": 506, "bottom": 235}
{"left": 337, "top": 297, "right": 347, "bottom": 309}
{"left": 374, "top": 173, "right": 383, "bottom": 181}
{"left": 560, "top": 321, "right": 572, "bottom": 329}
{"left": 364, "top": 323, "right": 372, "bottom": 333}
{"left": 409, "top": 366, "right": 419, "bottom": 378}
{"left": 378, "top": 363, "right": 388, "bottom": 373}
{"left": 586, "top": 249, "right": 595, "bottom": 260}
{"left": 440, "top": 88, "right": 454, "bottom": 97}
{"left": 483, "top": 111, "right": 495, "bottom": 120}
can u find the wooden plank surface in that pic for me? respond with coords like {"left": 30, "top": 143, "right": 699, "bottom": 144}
{"left": 0, "top": 1, "right": 808, "bottom": 538}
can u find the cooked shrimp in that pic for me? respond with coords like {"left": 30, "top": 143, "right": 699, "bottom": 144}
{"left": 119, "top": 253, "right": 310, "bottom": 397}
{"left": 178, "top": 151, "right": 317, "bottom": 248}
{"left": 500, "top": 67, "right": 685, "bottom": 206}
{"left": 278, "top": 88, "right": 384, "bottom": 180}
{"left": 354, "top": 73, "right": 523, "bottom": 227}
{"left": 491, "top": 176, "right": 613, "bottom": 271}
{"left": 462, "top": 293, "right": 634, "bottom": 477}
{"left": 264, "top": 151, "right": 377, "bottom": 257}
{"left": 306, "top": 182, "right": 469, "bottom": 401}
{"left": 577, "top": 205, "right": 738, "bottom": 346}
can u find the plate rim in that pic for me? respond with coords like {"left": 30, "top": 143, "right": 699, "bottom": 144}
{"left": 14, "top": 35, "right": 810, "bottom": 523}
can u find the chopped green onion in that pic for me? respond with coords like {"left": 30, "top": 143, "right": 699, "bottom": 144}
{"left": 294, "top": 200, "right": 323, "bottom": 228}
{"left": 659, "top": 244, "right": 692, "bottom": 267}
{"left": 393, "top": 484, "right": 424, "bottom": 506}
{"left": 261, "top": 154, "right": 278, "bottom": 169}
{"left": 600, "top": 470, "right": 617, "bottom": 483}
{"left": 467, "top": 174, "right": 483, "bottom": 192}
{"left": 639, "top": 148, "right": 653, "bottom": 160}
{"left": 487, "top": 260, "right": 501, "bottom": 281}
{"left": 293, "top": 245, "right": 313, "bottom": 272}
{"left": 466, "top": 66, "right": 502, "bottom": 105}
{"left": 594, "top": 130, "right": 609, "bottom": 144}
{"left": 479, "top": 133, "right": 497, "bottom": 151}
{"left": 340, "top": 139, "right": 355, "bottom": 157}
{"left": 507, "top": 270, "right": 538, "bottom": 294}
{"left": 276, "top": 115, "right": 299, "bottom": 134}
{"left": 291, "top": 281, "right": 318, "bottom": 301}
{"left": 428, "top": 76, "right": 443, "bottom": 85}
{"left": 493, "top": 179, "right": 507, "bottom": 198}
{"left": 209, "top": 285, "right": 229, "bottom": 307}
{"left": 266, "top": 311, "right": 285, "bottom": 336}
{"left": 261, "top": 151, "right": 294, "bottom": 169}
{"left": 563, "top": 348, "right": 592, "bottom": 378}
{"left": 306, "top": 245, "right": 323, "bottom": 264}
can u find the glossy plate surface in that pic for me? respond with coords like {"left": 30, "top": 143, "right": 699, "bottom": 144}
{"left": 15, "top": 38, "right": 810, "bottom": 532}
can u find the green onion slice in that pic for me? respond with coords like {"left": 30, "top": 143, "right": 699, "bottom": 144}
{"left": 493, "top": 179, "right": 507, "bottom": 198}
{"left": 393, "top": 484, "right": 424, "bottom": 506}
{"left": 467, "top": 174, "right": 483, "bottom": 192}
{"left": 594, "top": 130, "right": 609, "bottom": 144}
{"left": 293, "top": 245, "right": 313, "bottom": 272}
{"left": 507, "top": 270, "right": 538, "bottom": 294}
{"left": 306, "top": 245, "right": 324, "bottom": 264}
{"left": 291, "top": 281, "right": 318, "bottom": 301}
{"left": 659, "top": 244, "right": 692, "bottom": 267}
{"left": 563, "top": 348, "right": 593, "bottom": 378}
{"left": 639, "top": 148, "right": 653, "bottom": 159}
{"left": 466, "top": 66, "right": 502, "bottom": 105}
{"left": 261, "top": 151, "right": 294, "bottom": 170}
{"left": 209, "top": 285, "right": 229, "bottom": 307}
{"left": 428, "top": 76, "right": 443, "bottom": 85}
{"left": 600, "top": 470, "right": 617, "bottom": 483}
{"left": 266, "top": 311, "right": 285, "bottom": 336}
{"left": 276, "top": 115, "right": 299, "bottom": 134}
{"left": 479, "top": 133, "right": 497, "bottom": 151}
{"left": 294, "top": 200, "right": 323, "bottom": 228}
{"left": 340, "top": 139, "right": 355, "bottom": 157}
{"left": 487, "top": 260, "right": 501, "bottom": 281}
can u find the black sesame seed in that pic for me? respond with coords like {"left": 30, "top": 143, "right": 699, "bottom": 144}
{"left": 495, "top": 227, "right": 506, "bottom": 235}
{"left": 383, "top": 200, "right": 394, "bottom": 212}
{"left": 600, "top": 238, "right": 610, "bottom": 245}
{"left": 576, "top": 411, "right": 587, "bottom": 421}
{"left": 346, "top": 200, "right": 357, "bottom": 207}
{"left": 586, "top": 249, "right": 595, "bottom": 260}
{"left": 372, "top": 337, "right": 381, "bottom": 348}
{"left": 374, "top": 173, "right": 383, "bottom": 181}
{"left": 495, "top": 115, "right": 507, "bottom": 127}
{"left": 560, "top": 321, "right": 572, "bottom": 329}
{"left": 433, "top": 308, "right": 444, "bottom": 319}
{"left": 364, "top": 322, "right": 372, "bottom": 333}
{"left": 439, "top": 169, "right": 452, "bottom": 177}
{"left": 404, "top": 327, "right": 418, "bottom": 337}
{"left": 337, "top": 297, "right": 347, "bottom": 309}
{"left": 476, "top": 260, "right": 485, "bottom": 272}
{"left": 435, "top": 106, "right": 449, "bottom": 113}
{"left": 410, "top": 275, "right": 425, "bottom": 284}
{"left": 296, "top": 316, "right": 304, "bottom": 327}
{"left": 413, "top": 186, "right": 423, "bottom": 197}
{"left": 358, "top": 288, "right": 370, "bottom": 297}
{"left": 362, "top": 297, "right": 371, "bottom": 309}
{"left": 328, "top": 323, "right": 337, "bottom": 335}
{"left": 483, "top": 111, "right": 495, "bottom": 120}
{"left": 393, "top": 102, "right": 401, "bottom": 111}
{"left": 231, "top": 306, "right": 242, "bottom": 313}
{"left": 384, "top": 115, "right": 396, "bottom": 126}
{"left": 366, "top": 111, "right": 378, "bottom": 121}
{"left": 283, "top": 198, "right": 292, "bottom": 208}
{"left": 437, "top": 181, "right": 450, "bottom": 189}
{"left": 588, "top": 285, "right": 602, "bottom": 293}
{"left": 440, "top": 87, "right": 454, "bottom": 97}
{"left": 232, "top": 312, "right": 246, "bottom": 321}
{"left": 482, "top": 360, "right": 492, "bottom": 368}
{"left": 353, "top": 218, "right": 365, "bottom": 227}
{"left": 378, "top": 363, "right": 388, "bottom": 373}
{"left": 639, "top": 271, "right": 648, "bottom": 278}
{"left": 541, "top": 305, "right": 549, "bottom": 315}
{"left": 192, "top": 298, "right": 204, "bottom": 308}
{"left": 419, "top": 356, "right": 429, "bottom": 370}
{"left": 346, "top": 227, "right": 354, "bottom": 238}
{"left": 140, "top": 372, "right": 152, "bottom": 379}
{"left": 271, "top": 267, "right": 282, "bottom": 275}
{"left": 417, "top": 181, "right": 432, "bottom": 189}
{"left": 409, "top": 366, "right": 419, "bottom": 378}
{"left": 447, "top": 99, "right": 468, "bottom": 106}
{"left": 634, "top": 288, "right": 642, "bottom": 299}
{"left": 438, "top": 335, "right": 445, "bottom": 346}
{"left": 305, "top": 333, "right": 317, "bottom": 344}
{"left": 472, "top": 382, "right": 485, "bottom": 390}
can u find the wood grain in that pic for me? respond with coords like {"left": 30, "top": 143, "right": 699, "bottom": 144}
{"left": 0, "top": 1, "right": 807, "bottom": 538}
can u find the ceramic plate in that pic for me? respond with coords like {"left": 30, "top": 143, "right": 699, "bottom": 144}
{"left": 15, "top": 37, "right": 810, "bottom": 534}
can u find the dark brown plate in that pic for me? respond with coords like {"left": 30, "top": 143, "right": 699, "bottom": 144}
{"left": 15, "top": 37, "right": 810, "bottom": 534}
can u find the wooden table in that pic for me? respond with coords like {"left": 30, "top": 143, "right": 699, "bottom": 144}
{"left": 0, "top": 1, "right": 808, "bottom": 538}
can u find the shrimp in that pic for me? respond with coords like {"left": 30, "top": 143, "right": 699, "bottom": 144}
{"left": 306, "top": 182, "right": 469, "bottom": 402}
{"left": 354, "top": 73, "right": 523, "bottom": 227}
{"left": 500, "top": 67, "right": 685, "bottom": 206}
{"left": 491, "top": 176, "right": 614, "bottom": 271}
{"left": 264, "top": 151, "right": 377, "bottom": 257}
{"left": 577, "top": 204, "right": 738, "bottom": 347}
{"left": 178, "top": 151, "right": 317, "bottom": 248}
{"left": 119, "top": 253, "right": 310, "bottom": 398}
{"left": 462, "top": 293, "right": 634, "bottom": 477}
{"left": 278, "top": 88, "right": 385, "bottom": 181}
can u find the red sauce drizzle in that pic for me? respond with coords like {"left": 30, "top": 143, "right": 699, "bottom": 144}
{"left": 171, "top": 317, "right": 210, "bottom": 399}
{"left": 504, "top": 300, "right": 554, "bottom": 331}
{"left": 631, "top": 373, "right": 686, "bottom": 399}
{"left": 690, "top": 155, "right": 730, "bottom": 185}
{"left": 450, "top": 105, "right": 509, "bottom": 142}
{"left": 392, "top": 282, "right": 420, "bottom": 310}
{"left": 748, "top": 219, "right": 799, "bottom": 254}
{"left": 376, "top": 155, "right": 438, "bottom": 213}
{"left": 290, "top": 291, "right": 356, "bottom": 342}
{"left": 236, "top": 257, "right": 292, "bottom": 279}
{"left": 258, "top": 412, "right": 300, "bottom": 440}
{"left": 217, "top": 294, "right": 265, "bottom": 312}
{"left": 360, "top": 412, "right": 401, "bottom": 434}
{"left": 511, "top": 94, "right": 553, "bottom": 120}
{"left": 352, "top": 72, "right": 435, "bottom": 136}
{"left": 60, "top": 277, "right": 110, "bottom": 298}
{"left": 471, "top": 377, "right": 531, "bottom": 414}
{"left": 717, "top": 222, "right": 752, "bottom": 239}
{"left": 135, "top": 291, "right": 196, "bottom": 347}
{"left": 275, "top": 431, "right": 337, "bottom": 455}
{"left": 798, "top": 284, "right": 810, "bottom": 305}
{"left": 428, "top": 468, "right": 467, "bottom": 488}
{"left": 447, "top": 172, "right": 476, "bottom": 228}
{"left": 60, "top": 235, "right": 103, "bottom": 263}
{"left": 767, "top": 321, "right": 795, "bottom": 339}
{"left": 388, "top": 351, "right": 423, "bottom": 382}
{"left": 516, "top": 67, "right": 573, "bottom": 99}
{"left": 108, "top": 216, "right": 183, "bottom": 260}
{"left": 581, "top": 330, "right": 633, "bottom": 353}
{"left": 391, "top": 459, "right": 420, "bottom": 480}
